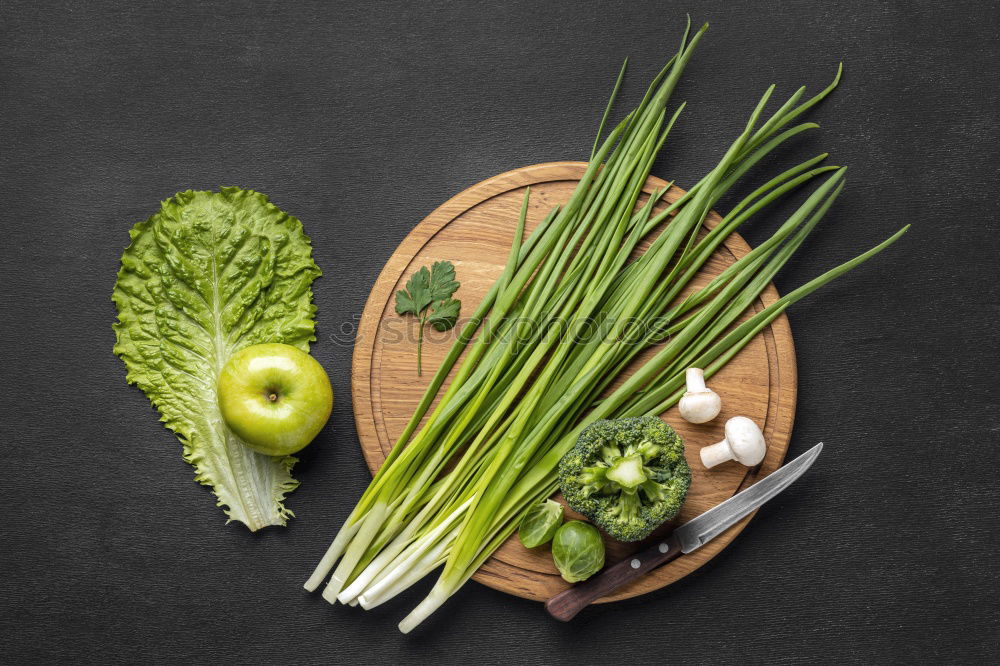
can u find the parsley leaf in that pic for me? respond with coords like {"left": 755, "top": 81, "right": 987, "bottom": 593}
{"left": 395, "top": 266, "right": 432, "bottom": 317}
{"left": 428, "top": 261, "right": 460, "bottom": 301}
{"left": 427, "top": 297, "right": 461, "bottom": 332}
{"left": 394, "top": 260, "right": 461, "bottom": 375}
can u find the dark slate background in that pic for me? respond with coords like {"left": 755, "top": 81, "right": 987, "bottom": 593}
{"left": 1, "top": 1, "right": 997, "bottom": 663}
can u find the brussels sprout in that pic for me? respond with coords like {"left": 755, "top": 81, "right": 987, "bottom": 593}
{"left": 551, "top": 520, "right": 605, "bottom": 583}
{"left": 519, "top": 499, "right": 564, "bottom": 548}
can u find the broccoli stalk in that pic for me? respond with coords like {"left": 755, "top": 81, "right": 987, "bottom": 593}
{"left": 606, "top": 454, "right": 646, "bottom": 489}
{"left": 558, "top": 416, "right": 691, "bottom": 542}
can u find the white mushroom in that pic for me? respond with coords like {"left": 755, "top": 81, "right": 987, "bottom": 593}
{"left": 700, "top": 416, "right": 767, "bottom": 468}
{"left": 678, "top": 368, "right": 722, "bottom": 424}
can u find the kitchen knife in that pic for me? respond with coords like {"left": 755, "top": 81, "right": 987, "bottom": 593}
{"left": 545, "top": 442, "right": 823, "bottom": 621}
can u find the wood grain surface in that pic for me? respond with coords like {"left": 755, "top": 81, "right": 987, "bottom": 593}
{"left": 351, "top": 162, "right": 797, "bottom": 603}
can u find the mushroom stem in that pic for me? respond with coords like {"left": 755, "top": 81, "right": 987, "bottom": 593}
{"left": 685, "top": 367, "right": 707, "bottom": 393}
{"left": 700, "top": 440, "right": 735, "bottom": 468}
{"left": 700, "top": 416, "right": 767, "bottom": 469}
{"left": 678, "top": 367, "right": 722, "bottom": 424}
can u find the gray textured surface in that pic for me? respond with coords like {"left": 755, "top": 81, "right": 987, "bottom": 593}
{"left": 1, "top": 1, "right": 998, "bottom": 663}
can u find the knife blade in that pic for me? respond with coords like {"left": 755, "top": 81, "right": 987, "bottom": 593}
{"left": 545, "top": 442, "right": 823, "bottom": 621}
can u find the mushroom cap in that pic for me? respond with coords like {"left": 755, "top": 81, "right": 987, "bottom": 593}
{"left": 723, "top": 416, "right": 766, "bottom": 465}
{"left": 678, "top": 389, "right": 722, "bottom": 424}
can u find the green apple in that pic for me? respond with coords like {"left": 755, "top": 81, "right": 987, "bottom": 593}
{"left": 217, "top": 343, "right": 333, "bottom": 456}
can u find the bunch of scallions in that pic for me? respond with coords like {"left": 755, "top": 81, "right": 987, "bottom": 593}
{"left": 305, "top": 20, "right": 908, "bottom": 633}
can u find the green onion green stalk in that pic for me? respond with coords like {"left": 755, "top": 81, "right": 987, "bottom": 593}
{"left": 303, "top": 19, "right": 907, "bottom": 632}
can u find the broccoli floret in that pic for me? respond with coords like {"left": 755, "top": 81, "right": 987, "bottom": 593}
{"left": 557, "top": 416, "right": 691, "bottom": 542}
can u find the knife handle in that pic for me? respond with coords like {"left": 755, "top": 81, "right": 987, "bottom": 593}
{"left": 545, "top": 532, "right": 682, "bottom": 622}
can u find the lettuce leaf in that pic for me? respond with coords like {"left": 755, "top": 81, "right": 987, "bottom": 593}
{"left": 112, "top": 187, "right": 321, "bottom": 530}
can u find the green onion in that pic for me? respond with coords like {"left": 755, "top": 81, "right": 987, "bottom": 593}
{"left": 304, "top": 20, "right": 907, "bottom": 633}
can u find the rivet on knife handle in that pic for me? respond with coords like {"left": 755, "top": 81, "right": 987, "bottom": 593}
{"left": 545, "top": 533, "right": 683, "bottom": 621}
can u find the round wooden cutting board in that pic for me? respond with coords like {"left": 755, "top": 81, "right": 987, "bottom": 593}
{"left": 351, "top": 162, "right": 797, "bottom": 603}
